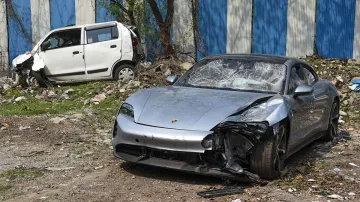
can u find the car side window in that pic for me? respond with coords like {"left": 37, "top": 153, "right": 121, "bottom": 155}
{"left": 288, "top": 65, "right": 308, "bottom": 94}
{"left": 86, "top": 26, "right": 119, "bottom": 44}
{"left": 301, "top": 65, "right": 317, "bottom": 86}
{"left": 44, "top": 29, "right": 81, "bottom": 50}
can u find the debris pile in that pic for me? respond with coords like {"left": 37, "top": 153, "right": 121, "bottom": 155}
{"left": 306, "top": 56, "right": 360, "bottom": 124}
{"left": 137, "top": 58, "right": 185, "bottom": 87}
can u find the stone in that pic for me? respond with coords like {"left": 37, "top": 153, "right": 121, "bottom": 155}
{"left": 339, "top": 111, "right": 348, "bottom": 116}
{"left": 180, "top": 62, "right": 193, "bottom": 71}
{"left": 14, "top": 96, "right": 26, "bottom": 102}
{"left": 164, "top": 69, "right": 171, "bottom": 76}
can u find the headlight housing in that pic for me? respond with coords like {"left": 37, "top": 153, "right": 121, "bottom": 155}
{"left": 119, "top": 103, "right": 134, "bottom": 118}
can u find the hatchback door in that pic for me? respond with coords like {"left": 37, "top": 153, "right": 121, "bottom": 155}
{"left": 38, "top": 28, "right": 86, "bottom": 81}
{"left": 84, "top": 23, "right": 122, "bottom": 79}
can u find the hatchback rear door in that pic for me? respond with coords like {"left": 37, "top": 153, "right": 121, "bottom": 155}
{"left": 84, "top": 23, "right": 122, "bottom": 79}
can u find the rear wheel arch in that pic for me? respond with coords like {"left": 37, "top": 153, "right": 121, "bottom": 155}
{"left": 111, "top": 60, "right": 136, "bottom": 78}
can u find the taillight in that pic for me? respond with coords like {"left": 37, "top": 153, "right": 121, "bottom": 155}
{"left": 132, "top": 37, "right": 139, "bottom": 48}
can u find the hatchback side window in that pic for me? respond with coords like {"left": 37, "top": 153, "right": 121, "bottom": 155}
{"left": 44, "top": 29, "right": 81, "bottom": 50}
{"left": 288, "top": 65, "right": 308, "bottom": 94}
{"left": 86, "top": 26, "right": 119, "bottom": 44}
{"left": 301, "top": 65, "right": 317, "bottom": 86}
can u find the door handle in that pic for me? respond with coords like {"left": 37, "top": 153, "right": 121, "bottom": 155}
{"left": 73, "top": 51, "right": 80, "bottom": 54}
{"left": 110, "top": 45, "right": 117, "bottom": 48}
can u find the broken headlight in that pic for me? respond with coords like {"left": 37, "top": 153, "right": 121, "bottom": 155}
{"left": 119, "top": 103, "right": 134, "bottom": 118}
{"left": 244, "top": 122, "right": 268, "bottom": 134}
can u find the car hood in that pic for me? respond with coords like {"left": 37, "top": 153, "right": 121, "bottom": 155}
{"left": 127, "top": 86, "right": 274, "bottom": 131}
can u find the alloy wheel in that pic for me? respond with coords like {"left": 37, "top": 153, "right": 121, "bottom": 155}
{"left": 274, "top": 125, "right": 286, "bottom": 172}
{"left": 330, "top": 102, "right": 340, "bottom": 138}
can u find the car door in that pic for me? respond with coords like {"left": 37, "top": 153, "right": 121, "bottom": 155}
{"left": 286, "top": 64, "right": 315, "bottom": 152}
{"left": 84, "top": 24, "right": 122, "bottom": 79}
{"left": 38, "top": 28, "right": 86, "bottom": 81}
{"left": 302, "top": 64, "right": 328, "bottom": 133}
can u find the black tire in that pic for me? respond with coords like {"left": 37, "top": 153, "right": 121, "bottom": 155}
{"left": 250, "top": 124, "right": 287, "bottom": 179}
{"left": 32, "top": 71, "right": 52, "bottom": 88}
{"left": 113, "top": 64, "right": 136, "bottom": 82}
{"left": 322, "top": 101, "right": 339, "bottom": 141}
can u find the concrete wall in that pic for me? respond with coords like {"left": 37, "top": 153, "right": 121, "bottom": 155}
{"left": 226, "top": 0, "right": 252, "bottom": 54}
{"left": 173, "top": 0, "right": 194, "bottom": 59}
{"left": 31, "top": 0, "right": 50, "bottom": 44}
{"left": 50, "top": 0, "right": 76, "bottom": 29}
{"left": 286, "top": 0, "right": 316, "bottom": 57}
{"left": 7, "top": 0, "right": 32, "bottom": 64}
{"left": 76, "top": 0, "right": 95, "bottom": 25}
{"left": 353, "top": 0, "right": 360, "bottom": 60}
{"left": 0, "top": 0, "right": 8, "bottom": 68}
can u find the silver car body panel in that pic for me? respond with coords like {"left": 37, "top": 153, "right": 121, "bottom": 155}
{"left": 127, "top": 86, "right": 274, "bottom": 131}
{"left": 113, "top": 114, "right": 213, "bottom": 153}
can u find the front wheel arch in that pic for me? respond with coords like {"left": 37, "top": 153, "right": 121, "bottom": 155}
{"left": 249, "top": 120, "right": 289, "bottom": 179}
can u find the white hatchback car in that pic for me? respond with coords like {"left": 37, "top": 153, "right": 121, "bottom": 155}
{"left": 12, "top": 21, "right": 143, "bottom": 87}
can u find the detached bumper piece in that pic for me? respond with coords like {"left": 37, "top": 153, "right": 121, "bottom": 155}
{"left": 197, "top": 187, "right": 244, "bottom": 198}
{"left": 114, "top": 144, "right": 254, "bottom": 182}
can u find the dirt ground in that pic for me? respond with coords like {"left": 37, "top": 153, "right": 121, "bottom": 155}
{"left": 0, "top": 115, "right": 359, "bottom": 202}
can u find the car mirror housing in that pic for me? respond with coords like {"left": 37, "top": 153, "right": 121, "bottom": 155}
{"left": 166, "top": 75, "right": 178, "bottom": 85}
{"left": 294, "top": 85, "right": 313, "bottom": 97}
{"left": 41, "top": 41, "right": 51, "bottom": 51}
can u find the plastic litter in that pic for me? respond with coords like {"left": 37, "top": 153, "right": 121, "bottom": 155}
{"left": 334, "top": 168, "right": 341, "bottom": 173}
{"left": 349, "top": 163, "right": 360, "bottom": 168}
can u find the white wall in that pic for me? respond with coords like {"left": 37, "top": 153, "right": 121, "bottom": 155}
{"left": 286, "top": 0, "right": 316, "bottom": 58}
{"left": 75, "top": 0, "right": 96, "bottom": 25}
{"left": 226, "top": 0, "right": 252, "bottom": 54}
{"left": 0, "top": 0, "right": 8, "bottom": 68}
{"left": 31, "top": 0, "right": 50, "bottom": 44}
{"left": 353, "top": 0, "right": 360, "bottom": 60}
{"left": 173, "top": 0, "right": 195, "bottom": 60}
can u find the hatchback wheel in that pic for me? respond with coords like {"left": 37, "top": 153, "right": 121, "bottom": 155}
{"left": 114, "top": 64, "right": 136, "bottom": 82}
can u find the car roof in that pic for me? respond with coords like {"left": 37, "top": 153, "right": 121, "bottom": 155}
{"left": 204, "top": 54, "right": 302, "bottom": 64}
{"left": 50, "top": 21, "right": 120, "bottom": 32}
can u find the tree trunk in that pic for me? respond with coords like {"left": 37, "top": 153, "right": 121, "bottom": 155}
{"left": 147, "top": 0, "right": 174, "bottom": 57}
{"left": 159, "top": 28, "right": 174, "bottom": 56}
{"left": 191, "top": 0, "right": 198, "bottom": 61}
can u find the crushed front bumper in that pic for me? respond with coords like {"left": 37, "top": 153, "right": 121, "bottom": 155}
{"left": 112, "top": 115, "right": 258, "bottom": 182}
{"left": 112, "top": 115, "right": 213, "bottom": 153}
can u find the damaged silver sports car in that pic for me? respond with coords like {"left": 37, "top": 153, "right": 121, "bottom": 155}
{"left": 112, "top": 54, "right": 339, "bottom": 180}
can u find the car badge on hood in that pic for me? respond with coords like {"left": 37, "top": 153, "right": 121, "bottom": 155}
{"left": 172, "top": 119, "right": 178, "bottom": 123}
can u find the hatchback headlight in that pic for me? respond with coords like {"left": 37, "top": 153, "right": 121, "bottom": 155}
{"left": 119, "top": 103, "right": 134, "bottom": 118}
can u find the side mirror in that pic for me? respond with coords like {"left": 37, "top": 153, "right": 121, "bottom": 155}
{"left": 294, "top": 85, "right": 313, "bottom": 97}
{"left": 166, "top": 75, "right": 178, "bottom": 85}
{"left": 41, "top": 41, "right": 51, "bottom": 51}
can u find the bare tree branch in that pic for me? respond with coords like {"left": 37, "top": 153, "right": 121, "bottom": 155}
{"left": 164, "top": 0, "right": 174, "bottom": 29}
{"left": 109, "top": 0, "right": 129, "bottom": 14}
{"left": 147, "top": 0, "right": 164, "bottom": 29}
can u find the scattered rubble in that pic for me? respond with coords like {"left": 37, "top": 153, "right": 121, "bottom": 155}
{"left": 91, "top": 93, "right": 106, "bottom": 104}
{"left": 19, "top": 126, "right": 31, "bottom": 130}
{"left": 14, "top": 96, "right": 26, "bottom": 102}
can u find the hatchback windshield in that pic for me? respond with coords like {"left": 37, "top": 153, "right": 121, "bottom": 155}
{"left": 175, "top": 59, "right": 286, "bottom": 93}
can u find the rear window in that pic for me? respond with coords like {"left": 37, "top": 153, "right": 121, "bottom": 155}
{"left": 86, "top": 26, "right": 119, "bottom": 44}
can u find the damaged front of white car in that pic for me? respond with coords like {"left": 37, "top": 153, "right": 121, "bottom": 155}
{"left": 10, "top": 43, "right": 44, "bottom": 87}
